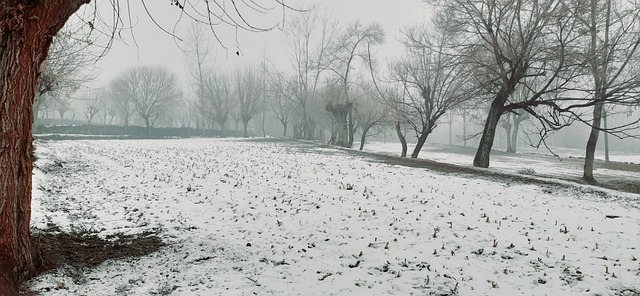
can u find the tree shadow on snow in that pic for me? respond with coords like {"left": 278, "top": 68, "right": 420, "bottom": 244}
{"left": 20, "top": 228, "right": 164, "bottom": 295}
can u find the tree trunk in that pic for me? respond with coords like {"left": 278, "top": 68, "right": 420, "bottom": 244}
{"left": 32, "top": 96, "right": 43, "bottom": 131}
{"left": 395, "top": 121, "right": 407, "bottom": 158}
{"left": 145, "top": 117, "right": 151, "bottom": 137}
{"left": 0, "top": 2, "right": 87, "bottom": 294}
{"left": 584, "top": 102, "right": 603, "bottom": 183}
{"left": 504, "top": 119, "right": 513, "bottom": 153}
{"left": 293, "top": 123, "right": 301, "bottom": 138}
{"left": 509, "top": 115, "right": 523, "bottom": 153}
{"left": 328, "top": 128, "right": 337, "bottom": 145}
{"left": 448, "top": 121, "right": 452, "bottom": 146}
{"left": 304, "top": 118, "right": 317, "bottom": 140}
{"left": 218, "top": 119, "right": 227, "bottom": 132}
{"left": 242, "top": 120, "right": 249, "bottom": 137}
{"left": 411, "top": 131, "right": 429, "bottom": 158}
{"left": 603, "top": 109, "right": 609, "bottom": 162}
{"left": 359, "top": 126, "right": 371, "bottom": 151}
{"left": 473, "top": 100, "right": 505, "bottom": 168}
{"left": 261, "top": 110, "right": 266, "bottom": 138}
{"left": 282, "top": 121, "right": 289, "bottom": 137}
{"left": 462, "top": 111, "right": 467, "bottom": 147}
{"left": 347, "top": 110, "right": 355, "bottom": 148}
{"left": 333, "top": 114, "right": 349, "bottom": 147}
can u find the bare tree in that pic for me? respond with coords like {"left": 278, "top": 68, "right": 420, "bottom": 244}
{"left": 501, "top": 111, "right": 529, "bottom": 153}
{"left": 234, "top": 66, "right": 263, "bottom": 137}
{"left": 326, "top": 21, "right": 385, "bottom": 147}
{"left": 269, "top": 74, "right": 293, "bottom": 137}
{"left": 0, "top": 2, "right": 296, "bottom": 292}
{"left": 387, "top": 24, "right": 474, "bottom": 158}
{"left": 116, "top": 66, "right": 180, "bottom": 136}
{"left": 185, "top": 22, "right": 213, "bottom": 123}
{"left": 176, "top": 95, "right": 194, "bottom": 129}
{"left": 34, "top": 24, "right": 95, "bottom": 127}
{"left": 52, "top": 93, "right": 74, "bottom": 120}
{"left": 356, "top": 84, "right": 388, "bottom": 150}
{"left": 231, "top": 108, "right": 242, "bottom": 132}
{"left": 579, "top": 0, "right": 640, "bottom": 182}
{"left": 499, "top": 86, "right": 531, "bottom": 153}
{"left": 284, "top": 10, "right": 338, "bottom": 140}
{"left": 323, "top": 81, "right": 350, "bottom": 145}
{"left": 81, "top": 89, "right": 104, "bottom": 127}
{"left": 429, "top": 0, "right": 584, "bottom": 167}
{"left": 201, "top": 72, "right": 235, "bottom": 131}
{"left": 110, "top": 70, "right": 137, "bottom": 133}
{"left": 0, "top": 3, "right": 89, "bottom": 293}
{"left": 98, "top": 95, "right": 117, "bottom": 125}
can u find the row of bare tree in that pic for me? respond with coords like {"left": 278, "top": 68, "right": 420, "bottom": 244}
{"left": 262, "top": 0, "right": 640, "bottom": 185}
{"left": 418, "top": 0, "right": 640, "bottom": 183}
{"left": 40, "top": 0, "right": 640, "bottom": 185}
{"left": 3, "top": 0, "right": 640, "bottom": 293}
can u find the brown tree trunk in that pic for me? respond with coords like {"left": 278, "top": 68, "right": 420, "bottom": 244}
{"left": 0, "top": 2, "right": 87, "bottom": 294}
{"left": 359, "top": 126, "right": 371, "bottom": 151}
{"left": 584, "top": 102, "right": 603, "bottom": 183}
{"left": 473, "top": 100, "right": 505, "bottom": 168}
{"left": 509, "top": 115, "right": 523, "bottom": 153}
{"left": 395, "top": 121, "right": 407, "bottom": 157}
{"left": 411, "top": 130, "right": 430, "bottom": 159}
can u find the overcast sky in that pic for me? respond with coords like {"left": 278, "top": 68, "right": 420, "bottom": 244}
{"left": 87, "top": 1, "right": 431, "bottom": 91}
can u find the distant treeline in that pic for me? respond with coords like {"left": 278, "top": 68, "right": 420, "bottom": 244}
{"left": 34, "top": 124, "right": 246, "bottom": 139}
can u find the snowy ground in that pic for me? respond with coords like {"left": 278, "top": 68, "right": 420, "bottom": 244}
{"left": 363, "top": 142, "right": 640, "bottom": 183}
{"left": 25, "top": 138, "right": 640, "bottom": 295}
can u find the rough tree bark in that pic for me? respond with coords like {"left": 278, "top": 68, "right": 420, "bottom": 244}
{"left": 281, "top": 121, "right": 288, "bottom": 137}
{"left": 411, "top": 130, "right": 429, "bottom": 159}
{"left": 473, "top": 99, "right": 506, "bottom": 168}
{"left": 395, "top": 121, "right": 407, "bottom": 157}
{"left": 0, "top": 2, "right": 88, "bottom": 294}
{"left": 583, "top": 101, "right": 604, "bottom": 183}
{"left": 603, "top": 109, "right": 609, "bottom": 162}
{"left": 359, "top": 126, "right": 370, "bottom": 151}
{"left": 508, "top": 114, "right": 525, "bottom": 153}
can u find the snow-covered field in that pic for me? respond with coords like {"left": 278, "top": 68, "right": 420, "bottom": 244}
{"left": 363, "top": 142, "right": 640, "bottom": 182}
{"left": 26, "top": 138, "right": 640, "bottom": 295}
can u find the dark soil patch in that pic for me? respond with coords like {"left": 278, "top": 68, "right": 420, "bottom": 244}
{"left": 20, "top": 229, "right": 164, "bottom": 295}
{"left": 602, "top": 179, "right": 640, "bottom": 194}
{"left": 361, "top": 148, "right": 640, "bottom": 196}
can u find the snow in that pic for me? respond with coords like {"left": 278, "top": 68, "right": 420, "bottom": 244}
{"left": 362, "top": 142, "right": 640, "bottom": 182}
{"left": 26, "top": 138, "right": 640, "bottom": 295}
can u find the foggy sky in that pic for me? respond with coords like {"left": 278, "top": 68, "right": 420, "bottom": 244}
{"left": 88, "top": 1, "right": 431, "bottom": 93}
